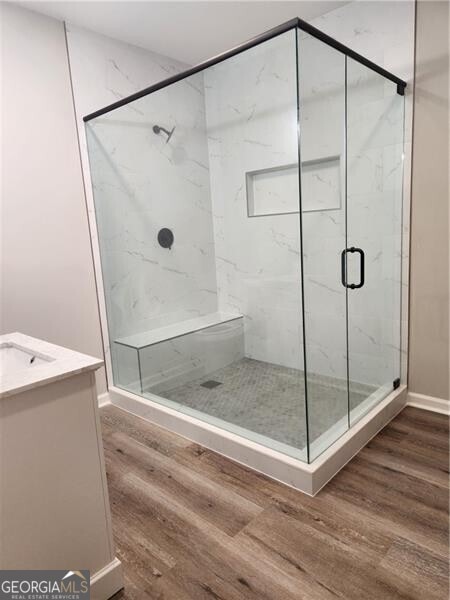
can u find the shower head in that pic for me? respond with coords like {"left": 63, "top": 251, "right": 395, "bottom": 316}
{"left": 153, "top": 124, "right": 176, "bottom": 143}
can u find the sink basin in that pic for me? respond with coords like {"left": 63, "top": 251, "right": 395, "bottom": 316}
{"left": 0, "top": 342, "right": 54, "bottom": 377}
{"left": 0, "top": 332, "right": 103, "bottom": 398}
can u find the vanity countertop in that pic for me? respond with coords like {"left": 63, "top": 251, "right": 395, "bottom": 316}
{"left": 0, "top": 332, "right": 103, "bottom": 398}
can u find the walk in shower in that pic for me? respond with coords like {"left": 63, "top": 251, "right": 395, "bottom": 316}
{"left": 85, "top": 19, "right": 406, "bottom": 472}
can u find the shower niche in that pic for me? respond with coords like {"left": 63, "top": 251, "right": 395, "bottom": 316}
{"left": 246, "top": 155, "right": 342, "bottom": 217}
{"left": 85, "top": 18, "right": 407, "bottom": 485}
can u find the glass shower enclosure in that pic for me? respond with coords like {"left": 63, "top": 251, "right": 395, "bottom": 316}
{"left": 85, "top": 19, "right": 406, "bottom": 464}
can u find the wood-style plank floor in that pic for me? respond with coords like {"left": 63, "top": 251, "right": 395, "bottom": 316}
{"left": 101, "top": 406, "right": 449, "bottom": 600}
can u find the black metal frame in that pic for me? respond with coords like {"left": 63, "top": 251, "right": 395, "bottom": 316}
{"left": 83, "top": 17, "right": 407, "bottom": 122}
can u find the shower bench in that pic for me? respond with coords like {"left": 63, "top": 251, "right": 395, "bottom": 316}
{"left": 113, "top": 312, "right": 244, "bottom": 395}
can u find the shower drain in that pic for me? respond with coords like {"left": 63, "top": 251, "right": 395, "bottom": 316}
{"left": 200, "top": 380, "right": 222, "bottom": 389}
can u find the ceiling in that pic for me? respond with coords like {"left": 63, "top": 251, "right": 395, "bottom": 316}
{"left": 18, "top": 1, "right": 350, "bottom": 65}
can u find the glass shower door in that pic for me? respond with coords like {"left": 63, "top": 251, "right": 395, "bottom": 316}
{"left": 298, "top": 35, "right": 405, "bottom": 459}
{"left": 297, "top": 31, "right": 348, "bottom": 461}
{"left": 346, "top": 59, "right": 404, "bottom": 423}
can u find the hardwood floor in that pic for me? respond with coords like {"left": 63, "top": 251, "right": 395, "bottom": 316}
{"left": 100, "top": 406, "right": 449, "bottom": 600}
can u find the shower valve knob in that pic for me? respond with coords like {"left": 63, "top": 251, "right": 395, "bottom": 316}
{"left": 158, "top": 228, "right": 174, "bottom": 250}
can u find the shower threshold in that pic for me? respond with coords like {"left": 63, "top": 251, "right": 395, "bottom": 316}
{"left": 107, "top": 378, "right": 407, "bottom": 496}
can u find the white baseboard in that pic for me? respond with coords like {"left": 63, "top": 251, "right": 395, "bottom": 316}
{"left": 407, "top": 391, "right": 450, "bottom": 415}
{"left": 98, "top": 391, "right": 111, "bottom": 408}
{"left": 90, "top": 557, "right": 123, "bottom": 600}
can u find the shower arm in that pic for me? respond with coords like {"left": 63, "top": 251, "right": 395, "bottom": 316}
{"left": 153, "top": 124, "right": 176, "bottom": 143}
{"left": 154, "top": 125, "right": 171, "bottom": 136}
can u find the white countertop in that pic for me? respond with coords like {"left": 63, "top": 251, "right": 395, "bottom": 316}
{"left": 0, "top": 332, "right": 103, "bottom": 398}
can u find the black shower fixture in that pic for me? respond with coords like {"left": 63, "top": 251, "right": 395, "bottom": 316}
{"left": 153, "top": 124, "right": 176, "bottom": 143}
{"left": 158, "top": 228, "right": 174, "bottom": 249}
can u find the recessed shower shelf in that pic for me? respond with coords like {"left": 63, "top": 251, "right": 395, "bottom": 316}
{"left": 246, "top": 155, "right": 341, "bottom": 217}
{"left": 115, "top": 312, "right": 243, "bottom": 350}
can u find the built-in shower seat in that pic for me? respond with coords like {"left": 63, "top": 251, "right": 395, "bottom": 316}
{"left": 114, "top": 312, "right": 244, "bottom": 395}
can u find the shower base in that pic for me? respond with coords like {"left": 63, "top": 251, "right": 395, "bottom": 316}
{"left": 108, "top": 372, "right": 407, "bottom": 495}
{"left": 146, "top": 357, "right": 375, "bottom": 453}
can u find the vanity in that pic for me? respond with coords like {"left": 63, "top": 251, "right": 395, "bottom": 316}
{"left": 0, "top": 333, "right": 123, "bottom": 599}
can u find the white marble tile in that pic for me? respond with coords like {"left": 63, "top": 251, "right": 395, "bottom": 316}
{"left": 202, "top": 1, "right": 413, "bottom": 388}
{"left": 68, "top": 26, "right": 219, "bottom": 358}
{"left": 204, "top": 30, "right": 304, "bottom": 374}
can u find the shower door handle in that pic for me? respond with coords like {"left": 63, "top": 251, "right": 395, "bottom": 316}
{"left": 341, "top": 247, "right": 365, "bottom": 289}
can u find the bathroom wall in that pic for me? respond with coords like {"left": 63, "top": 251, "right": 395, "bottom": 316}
{"left": 409, "top": 0, "right": 449, "bottom": 402}
{"left": 1, "top": 3, "right": 107, "bottom": 394}
{"left": 204, "top": 0, "right": 414, "bottom": 386}
{"left": 66, "top": 25, "right": 219, "bottom": 384}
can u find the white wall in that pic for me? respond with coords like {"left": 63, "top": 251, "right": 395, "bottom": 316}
{"left": 0, "top": 3, "right": 106, "bottom": 393}
{"left": 409, "top": 0, "right": 449, "bottom": 401}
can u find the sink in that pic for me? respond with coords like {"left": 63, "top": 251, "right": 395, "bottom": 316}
{"left": 0, "top": 333, "right": 122, "bottom": 594}
{"left": 0, "top": 342, "right": 54, "bottom": 377}
{"left": 0, "top": 332, "right": 103, "bottom": 398}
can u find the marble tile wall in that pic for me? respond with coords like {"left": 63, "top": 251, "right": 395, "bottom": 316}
{"left": 204, "top": 30, "right": 305, "bottom": 372}
{"left": 346, "top": 61, "right": 405, "bottom": 387}
{"left": 297, "top": 32, "right": 348, "bottom": 384}
{"left": 72, "top": 0, "right": 414, "bottom": 394}
{"left": 67, "top": 26, "right": 219, "bottom": 385}
{"left": 84, "top": 77, "right": 218, "bottom": 340}
{"left": 310, "top": 0, "right": 415, "bottom": 386}
{"left": 204, "top": 1, "right": 414, "bottom": 386}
